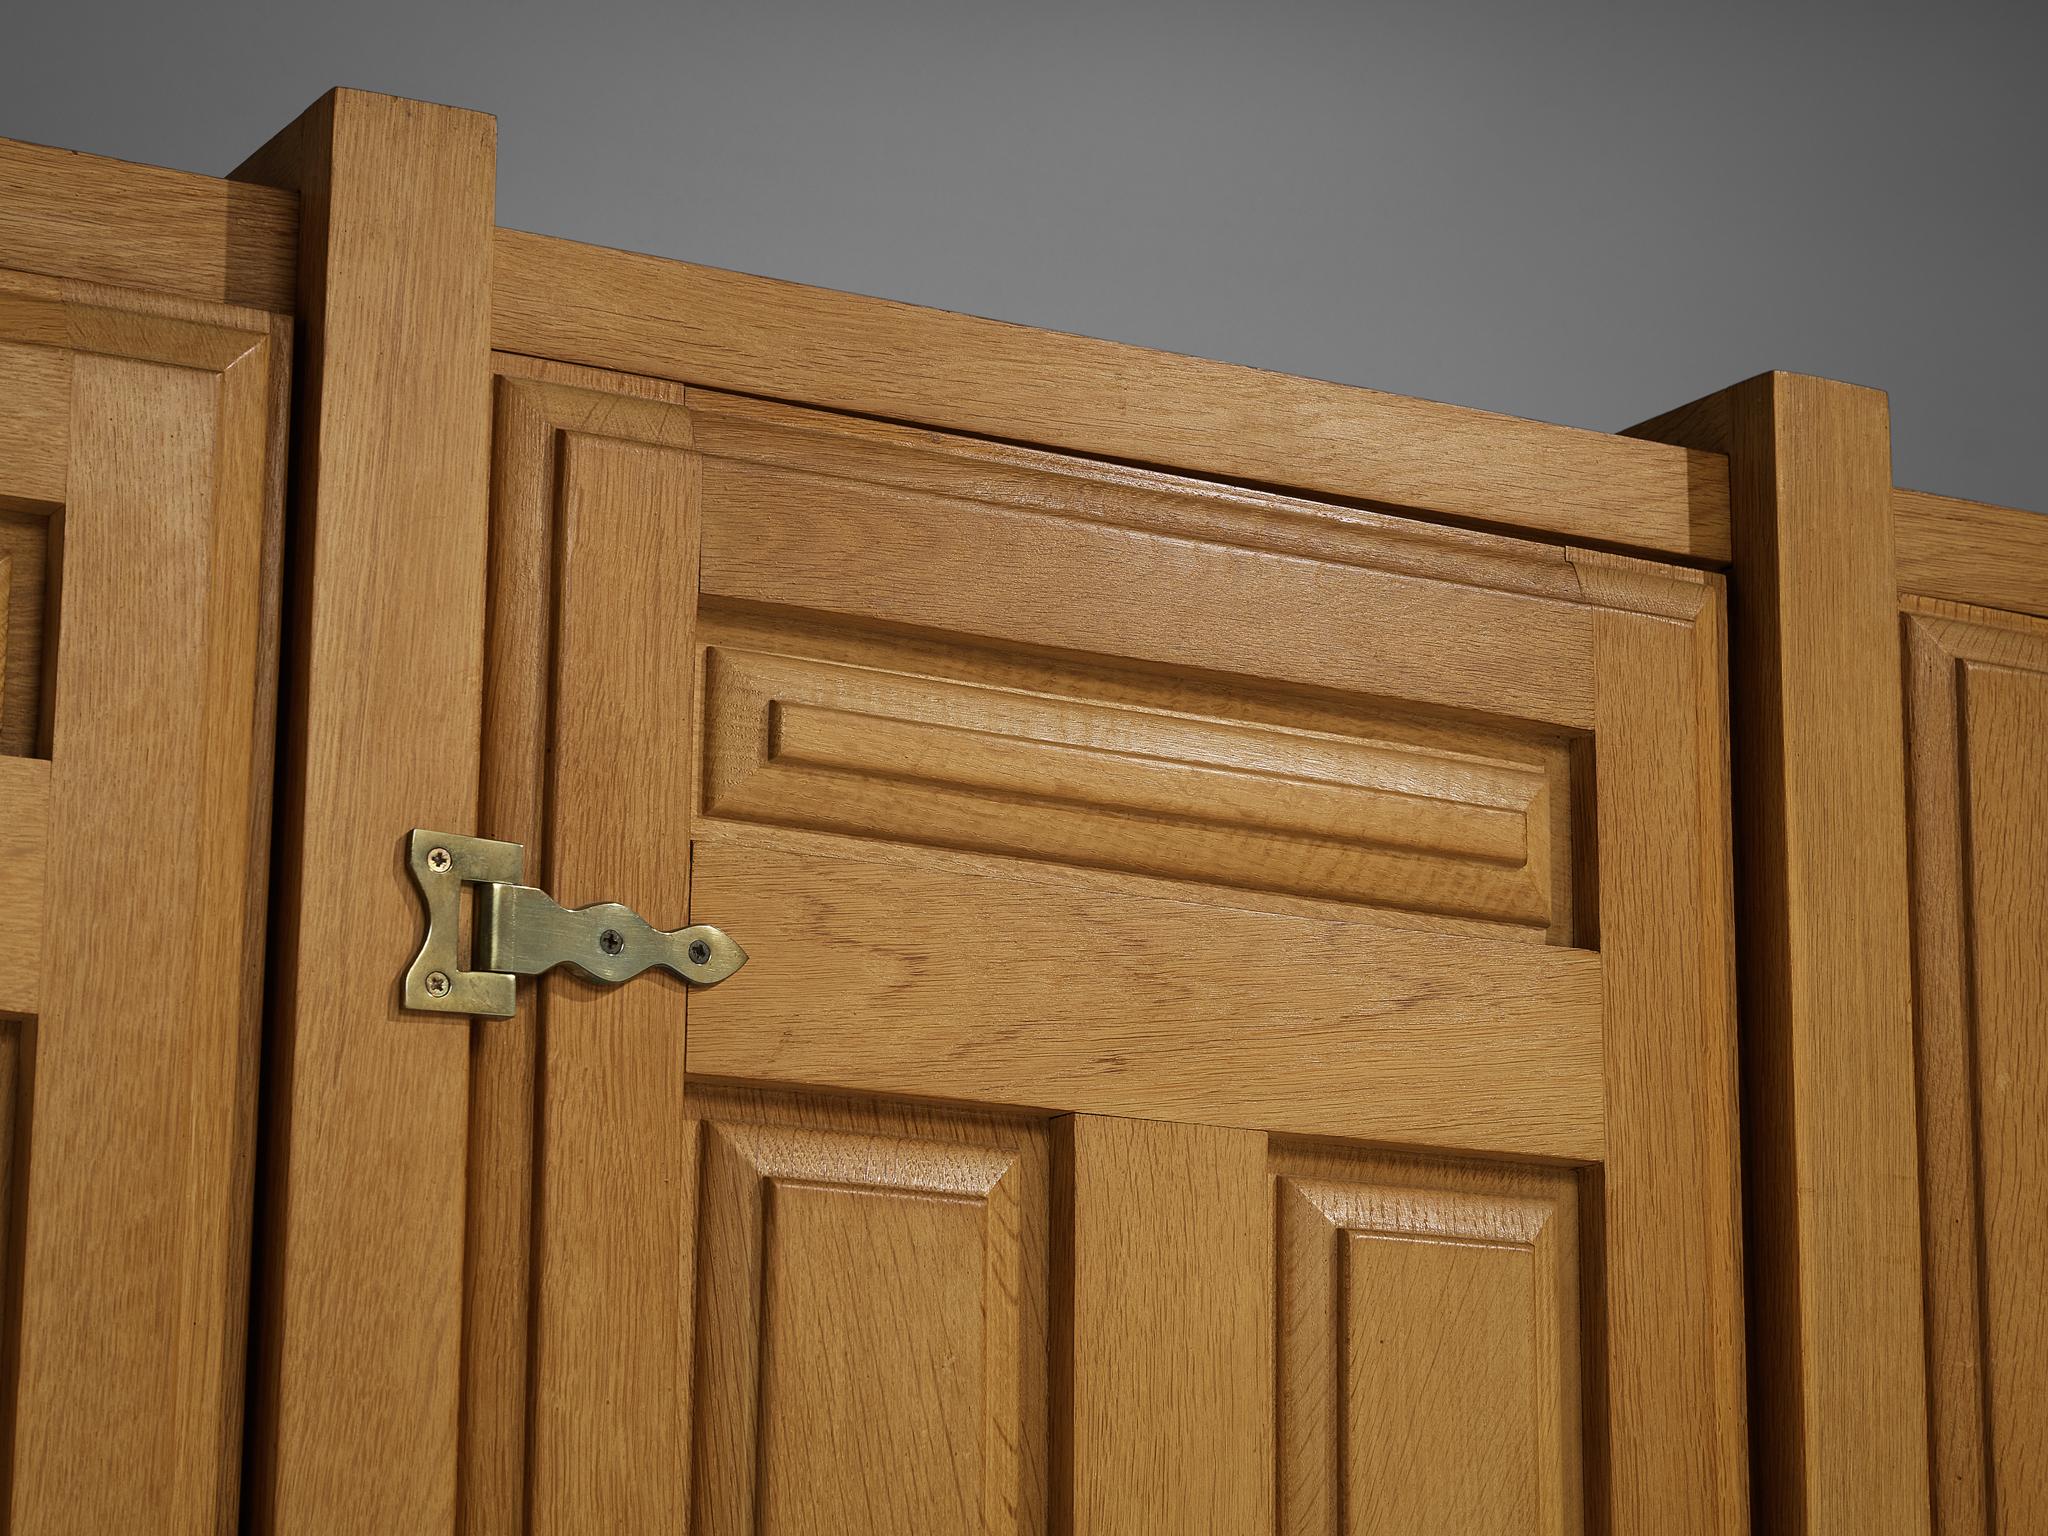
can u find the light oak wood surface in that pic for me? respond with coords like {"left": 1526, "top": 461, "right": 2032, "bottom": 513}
{"left": 0, "top": 136, "right": 297, "bottom": 312}
{"left": 1634, "top": 373, "right": 1930, "bottom": 1535}
{"left": 492, "top": 226, "right": 1734, "bottom": 562}
{"left": 232, "top": 89, "right": 497, "bottom": 1535}
{"left": 1274, "top": 1140, "right": 1584, "bottom": 1535}
{"left": 1894, "top": 487, "right": 2048, "bottom": 620}
{"left": 1058, "top": 1116, "right": 1272, "bottom": 1534}
{"left": 1902, "top": 599, "right": 2048, "bottom": 1535}
{"left": 0, "top": 268, "right": 288, "bottom": 1533}
{"left": 524, "top": 424, "right": 702, "bottom": 1532}
{"left": 440, "top": 348, "right": 1748, "bottom": 1529}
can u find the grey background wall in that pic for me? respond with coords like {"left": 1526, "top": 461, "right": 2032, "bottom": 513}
{"left": 7, "top": 1, "right": 2041, "bottom": 512}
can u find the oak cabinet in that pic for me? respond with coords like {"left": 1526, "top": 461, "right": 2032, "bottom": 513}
{"left": 3, "top": 85, "right": 2046, "bottom": 1536}
{"left": 454, "top": 367, "right": 1744, "bottom": 1531}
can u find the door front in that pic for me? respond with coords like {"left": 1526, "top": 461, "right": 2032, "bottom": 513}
{"left": 447, "top": 358, "right": 1747, "bottom": 1533}
{"left": 0, "top": 268, "right": 284, "bottom": 1531}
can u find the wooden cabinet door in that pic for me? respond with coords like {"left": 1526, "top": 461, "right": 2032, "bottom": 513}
{"left": 454, "top": 361, "right": 1747, "bottom": 1534}
{"left": 1905, "top": 598, "right": 2048, "bottom": 1534}
{"left": 0, "top": 269, "right": 285, "bottom": 1530}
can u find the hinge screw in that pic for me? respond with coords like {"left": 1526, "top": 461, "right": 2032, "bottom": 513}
{"left": 427, "top": 846, "right": 452, "bottom": 873}
{"left": 424, "top": 970, "right": 452, "bottom": 998}
{"left": 688, "top": 939, "right": 712, "bottom": 965}
{"left": 599, "top": 929, "right": 625, "bottom": 956}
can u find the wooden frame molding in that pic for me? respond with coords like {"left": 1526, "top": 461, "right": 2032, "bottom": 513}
{"left": 0, "top": 137, "right": 297, "bottom": 314}
{"left": 1894, "top": 488, "right": 2048, "bottom": 620}
{"left": 1632, "top": 374, "right": 1931, "bottom": 1535}
{"left": 232, "top": 89, "right": 497, "bottom": 1533}
{"left": 491, "top": 227, "right": 1734, "bottom": 563}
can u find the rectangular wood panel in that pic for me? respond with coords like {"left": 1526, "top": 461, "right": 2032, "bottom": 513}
{"left": 526, "top": 427, "right": 702, "bottom": 1531}
{"left": 688, "top": 1087, "right": 1049, "bottom": 1533}
{"left": 1905, "top": 603, "right": 2048, "bottom": 1532}
{"left": 702, "top": 642, "right": 1567, "bottom": 940}
{"left": 4, "top": 287, "right": 286, "bottom": 1533}
{"left": 1274, "top": 1144, "right": 1581, "bottom": 1535}
{"left": 687, "top": 831, "right": 1605, "bottom": 1160}
{"left": 1060, "top": 1116, "right": 1271, "bottom": 1533}
{"left": 1960, "top": 660, "right": 2048, "bottom": 1519}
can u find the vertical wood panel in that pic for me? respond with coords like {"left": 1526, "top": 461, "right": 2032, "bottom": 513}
{"left": 1588, "top": 590, "right": 1748, "bottom": 1531}
{"left": 1348, "top": 1234, "right": 1536, "bottom": 1533}
{"left": 684, "top": 1098, "right": 1042, "bottom": 1535}
{"left": 234, "top": 89, "right": 496, "bottom": 1534}
{"left": 1902, "top": 605, "right": 2048, "bottom": 1534}
{"left": 1633, "top": 374, "right": 1927, "bottom": 1534}
{"left": 1274, "top": 1146, "right": 1580, "bottom": 1535}
{"left": 1059, "top": 1115, "right": 1271, "bottom": 1533}
{"left": 1957, "top": 661, "right": 2048, "bottom": 1521}
{"left": 9, "top": 328, "right": 280, "bottom": 1532}
{"left": 526, "top": 429, "right": 700, "bottom": 1530}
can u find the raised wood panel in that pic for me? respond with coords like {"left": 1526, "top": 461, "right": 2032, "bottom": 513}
{"left": 1961, "top": 662, "right": 2048, "bottom": 1522}
{"left": 687, "top": 1087, "right": 1049, "bottom": 1534}
{"left": 701, "top": 642, "right": 1566, "bottom": 940}
{"left": 0, "top": 272, "right": 289, "bottom": 1532}
{"left": 687, "top": 829, "right": 1605, "bottom": 1161}
{"left": 1904, "top": 601, "right": 2048, "bottom": 1533}
{"left": 492, "top": 228, "right": 1733, "bottom": 562}
{"left": 1275, "top": 1144, "right": 1581, "bottom": 1535}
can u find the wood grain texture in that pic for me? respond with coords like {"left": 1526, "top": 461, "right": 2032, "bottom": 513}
{"left": 0, "top": 757, "right": 48, "bottom": 1016}
{"left": 695, "top": 396, "right": 1602, "bottom": 731}
{"left": 702, "top": 643, "right": 1566, "bottom": 939}
{"left": 1586, "top": 589, "right": 1748, "bottom": 1531}
{"left": 1894, "top": 487, "right": 2048, "bottom": 620}
{"left": 460, "top": 363, "right": 695, "bottom": 1533}
{"left": 0, "top": 339, "right": 68, "bottom": 503}
{"left": 1956, "top": 662, "right": 2048, "bottom": 1524}
{"left": 1634, "top": 374, "right": 1927, "bottom": 1535}
{"left": 525, "top": 426, "right": 701, "bottom": 1533}
{"left": 233, "top": 89, "right": 496, "bottom": 1535}
{"left": 1902, "top": 601, "right": 2048, "bottom": 1534}
{"left": 439, "top": 347, "right": 1739, "bottom": 1527}
{"left": 0, "top": 136, "right": 297, "bottom": 313}
{"left": 687, "top": 1087, "right": 1049, "bottom": 1534}
{"left": 492, "top": 228, "right": 1732, "bottom": 560}
{"left": 1274, "top": 1142, "right": 1582, "bottom": 1535}
{"left": 688, "top": 829, "right": 1605, "bottom": 1161}
{"left": 0, "top": 504, "right": 55, "bottom": 757}
{"left": 1058, "top": 1116, "right": 1271, "bottom": 1534}
{"left": 3, "top": 285, "right": 286, "bottom": 1532}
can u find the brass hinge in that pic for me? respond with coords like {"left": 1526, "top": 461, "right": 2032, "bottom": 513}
{"left": 401, "top": 829, "right": 747, "bottom": 1018}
